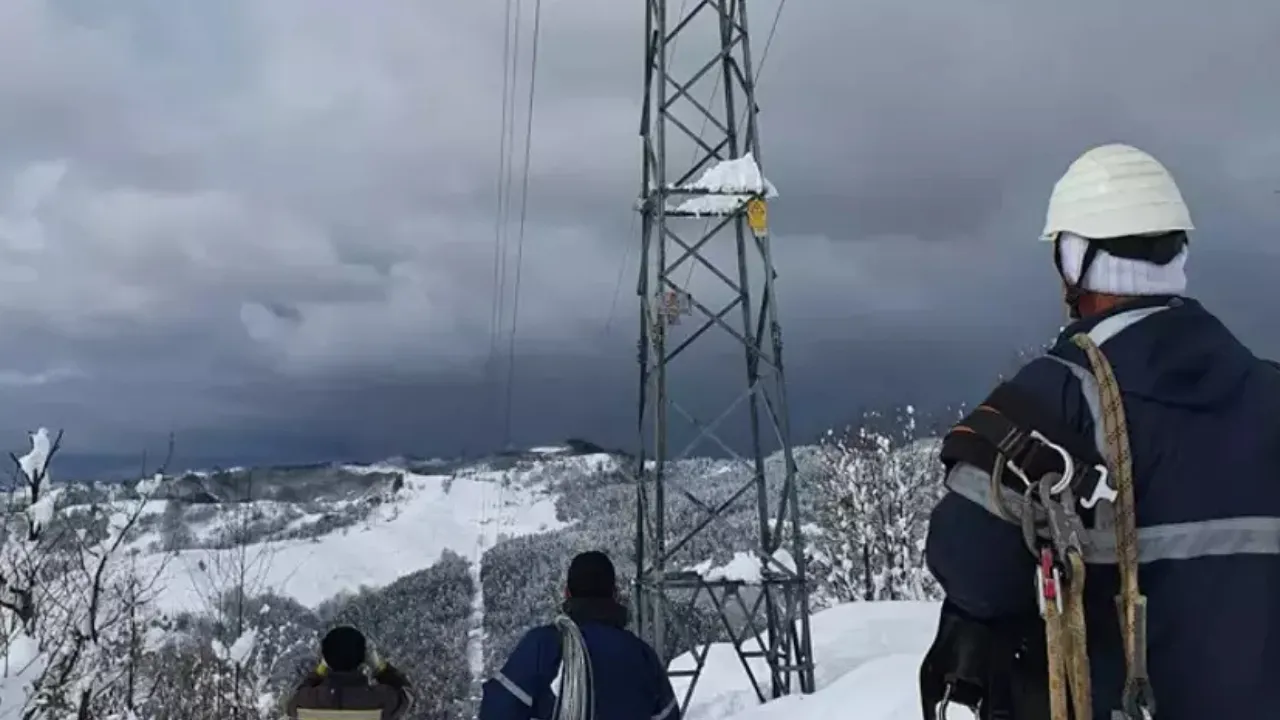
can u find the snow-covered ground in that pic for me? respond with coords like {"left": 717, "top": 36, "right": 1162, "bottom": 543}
{"left": 137, "top": 466, "right": 567, "bottom": 613}
{"left": 680, "top": 601, "right": 940, "bottom": 720}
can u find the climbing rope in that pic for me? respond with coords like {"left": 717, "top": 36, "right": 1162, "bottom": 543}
{"left": 551, "top": 615, "right": 594, "bottom": 720}
{"left": 1041, "top": 545, "right": 1091, "bottom": 720}
{"left": 1016, "top": 461, "right": 1092, "bottom": 720}
{"left": 997, "top": 332, "right": 1152, "bottom": 720}
{"left": 1071, "top": 333, "right": 1155, "bottom": 720}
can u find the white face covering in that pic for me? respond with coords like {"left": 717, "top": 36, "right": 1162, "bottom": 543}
{"left": 1056, "top": 232, "right": 1189, "bottom": 298}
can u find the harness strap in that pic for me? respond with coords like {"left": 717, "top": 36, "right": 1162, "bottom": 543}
{"left": 942, "top": 382, "right": 1111, "bottom": 516}
{"left": 1070, "top": 333, "right": 1155, "bottom": 720}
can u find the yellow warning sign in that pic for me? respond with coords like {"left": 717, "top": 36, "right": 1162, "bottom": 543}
{"left": 746, "top": 197, "right": 768, "bottom": 237}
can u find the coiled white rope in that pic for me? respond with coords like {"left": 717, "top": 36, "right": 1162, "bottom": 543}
{"left": 552, "top": 615, "right": 594, "bottom": 720}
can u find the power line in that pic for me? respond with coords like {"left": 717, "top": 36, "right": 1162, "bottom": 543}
{"left": 681, "top": 0, "right": 790, "bottom": 289}
{"left": 480, "top": 0, "right": 529, "bottom": 619}
{"left": 756, "top": 0, "right": 789, "bottom": 81}
{"left": 605, "top": 0, "right": 688, "bottom": 336}
{"left": 490, "top": 0, "right": 525, "bottom": 451}
{"left": 487, "top": 0, "right": 518, "bottom": 378}
{"left": 479, "top": 0, "right": 520, "bottom": 458}
{"left": 500, "top": 0, "right": 545, "bottom": 449}
{"left": 603, "top": 213, "right": 637, "bottom": 337}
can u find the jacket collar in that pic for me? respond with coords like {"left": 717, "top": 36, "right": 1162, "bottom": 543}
{"left": 324, "top": 670, "right": 370, "bottom": 687}
{"left": 562, "top": 596, "right": 629, "bottom": 628}
{"left": 1058, "top": 294, "right": 1186, "bottom": 344}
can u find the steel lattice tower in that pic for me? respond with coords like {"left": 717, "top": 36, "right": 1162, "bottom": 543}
{"left": 632, "top": 0, "right": 815, "bottom": 706}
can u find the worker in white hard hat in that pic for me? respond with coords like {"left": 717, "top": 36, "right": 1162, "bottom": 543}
{"left": 918, "top": 144, "right": 1280, "bottom": 720}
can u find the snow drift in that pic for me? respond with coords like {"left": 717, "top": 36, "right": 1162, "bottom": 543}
{"left": 677, "top": 601, "right": 940, "bottom": 720}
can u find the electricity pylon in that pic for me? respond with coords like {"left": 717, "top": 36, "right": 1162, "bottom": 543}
{"left": 632, "top": 0, "right": 815, "bottom": 707}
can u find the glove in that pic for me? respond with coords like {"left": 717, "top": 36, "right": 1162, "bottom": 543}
{"left": 373, "top": 661, "right": 410, "bottom": 689}
{"left": 301, "top": 666, "right": 327, "bottom": 688}
{"left": 919, "top": 601, "right": 992, "bottom": 720}
{"left": 364, "top": 641, "right": 383, "bottom": 672}
{"left": 363, "top": 637, "right": 409, "bottom": 688}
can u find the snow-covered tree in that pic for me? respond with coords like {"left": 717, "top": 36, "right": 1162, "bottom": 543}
{"left": 137, "top": 592, "right": 318, "bottom": 720}
{"left": 810, "top": 407, "right": 944, "bottom": 604}
{"left": 158, "top": 499, "right": 193, "bottom": 553}
{"left": 332, "top": 551, "right": 474, "bottom": 720}
{"left": 0, "top": 428, "right": 172, "bottom": 719}
{"left": 165, "top": 472, "right": 287, "bottom": 720}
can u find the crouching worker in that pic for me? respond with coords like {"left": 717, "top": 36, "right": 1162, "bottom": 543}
{"left": 285, "top": 625, "right": 412, "bottom": 720}
{"left": 480, "top": 550, "right": 680, "bottom": 720}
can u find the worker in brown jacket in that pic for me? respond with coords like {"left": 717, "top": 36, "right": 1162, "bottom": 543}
{"left": 284, "top": 625, "right": 412, "bottom": 720}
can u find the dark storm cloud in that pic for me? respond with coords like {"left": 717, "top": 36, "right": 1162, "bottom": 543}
{"left": 0, "top": 0, "right": 1277, "bottom": 467}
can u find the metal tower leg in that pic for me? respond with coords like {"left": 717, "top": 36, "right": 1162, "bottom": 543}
{"left": 632, "top": 0, "right": 815, "bottom": 707}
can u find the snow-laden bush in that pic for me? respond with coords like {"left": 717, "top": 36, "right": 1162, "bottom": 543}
{"left": 809, "top": 407, "right": 944, "bottom": 605}
{"left": 139, "top": 591, "right": 317, "bottom": 720}
{"left": 331, "top": 551, "right": 474, "bottom": 720}
{"left": 134, "top": 467, "right": 312, "bottom": 720}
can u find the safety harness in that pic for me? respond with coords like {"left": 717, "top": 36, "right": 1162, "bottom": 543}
{"left": 937, "top": 331, "right": 1155, "bottom": 720}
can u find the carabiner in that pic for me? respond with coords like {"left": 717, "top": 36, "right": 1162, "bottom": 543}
{"left": 935, "top": 683, "right": 982, "bottom": 719}
{"left": 1030, "top": 430, "right": 1077, "bottom": 495}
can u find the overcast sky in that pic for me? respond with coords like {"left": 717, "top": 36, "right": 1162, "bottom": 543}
{"left": 1, "top": 0, "right": 1278, "bottom": 473}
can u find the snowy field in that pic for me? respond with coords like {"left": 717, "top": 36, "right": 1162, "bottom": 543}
{"left": 680, "top": 601, "right": 940, "bottom": 720}
{"left": 136, "top": 463, "right": 570, "bottom": 612}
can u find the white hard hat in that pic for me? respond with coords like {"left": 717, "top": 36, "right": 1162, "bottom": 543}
{"left": 1040, "top": 143, "right": 1194, "bottom": 241}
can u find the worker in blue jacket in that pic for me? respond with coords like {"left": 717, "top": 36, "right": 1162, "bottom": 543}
{"left": 479, "top": 551, "right": 680, "bottom": 720}
{"left": 920, "top": 144, "right": 1280, "bottom": 720}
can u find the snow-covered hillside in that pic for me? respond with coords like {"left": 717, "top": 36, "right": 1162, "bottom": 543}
{"left": 138, "top": 460, "right": 570, "bottom": 611}
{"left": 116, "top": 443, "right": 829, "bottom": 617}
